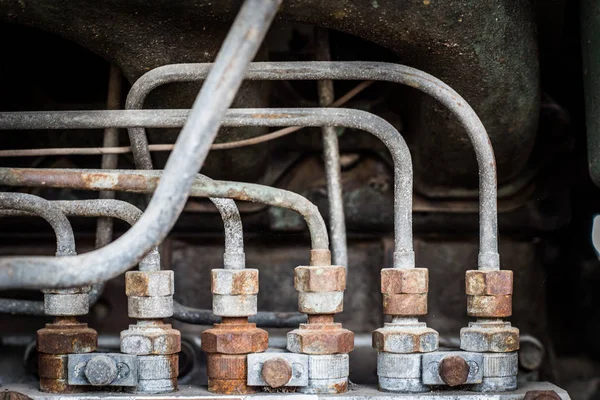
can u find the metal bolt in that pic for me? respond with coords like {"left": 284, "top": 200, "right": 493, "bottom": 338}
{"left": 523, "top": 390, "right": 561, "bottom": 400}
{"left": 262, "top": 357, "right": 293, "bottom": 388}
{"left": 438, "top": 355, "right": 470, "bottom": 387}
{"left": 84, "top": 355, "right": 118, "bottom": 386}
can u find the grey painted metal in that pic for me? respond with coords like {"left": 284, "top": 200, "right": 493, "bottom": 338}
{"left": 307, "top": 354, "right": 349, "bottom": 380}
{"left": 137, "top": 355, "right": 178, "bottom": 380}
{"left": 247, "top": 351, "right": 309, "bottom": 387}
{"left": 2, "top": 381, "right": 571, "bottom": 400}
{"left": 133, "top": 378, "right": 177, "bottom": 394}
{"left": 128, "top": 296, "right": 173, "bottom": 319}
{"left": 0, "top": 0, "right": 281, "bottom": 290}
{"left": 212, "top": 293, "right": 257, "bottom": 317}
{"left": 377, "top": 353, "right": 422, "bottom": 379}
{"left": 315, "top": 27, "right": 347, "bottom": 268}
{"left": 68, "top": 353, "right": 138, "bottom": 387}
{"left": 378, "top": 377, "right": 429, "bottom": 393}
{"left": 297, "top": 291, "right": 344, "bottom": 314}
{"left": 421, "top": 351, "right": 483, "bottom": 385}
{"left": 0, "top": 107, "right": 413, "bottom": 267}
{"left": 471, "top": 376, "right": 518, "bottom": 393}
{"left": 480, "top": 352, "right": 519, "bottom": 378}
{"left": 460, "top": 321, "right": 519, "bottom": 353}
{"left": 44, "top": 293, "right": 89, "bottom": 316}
{"left": 373, "top": 322, "right": 439, "bottom": 354}
{"left": 126, "top": 61, "right": 499, "bottom": 270}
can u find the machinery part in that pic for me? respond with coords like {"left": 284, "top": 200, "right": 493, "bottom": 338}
{"left": 201, "top": 319, "right": 268, "bottom": 355}
{"left": 126, "top": 271, "right": 174, "bottom": 297}
{"left": 465, "top": 270, "right": 513, "bottom": 318}
{"left": 469, "top": 352, "right": 519, "bottom": 393}
{"left": 0, "top": 0, "right": 281, "bottom": 290}
{"left": 421, "top": 351, "right": 484, "bottom": 386}
{"left": 287, "top": 321, "right": 354, "bottom": 355}
{"left": 125, "top": 61, "right": 500, "bottom": 270}
{"left": 247, "top": 352, "right": 309, "bottom": 388}
{"left": 381, "top": 268, "right": 428, "bottom": 294}
{"left": 460, "top": 321, "right": 520, "bottom": 353}
{"left": 382, "top": 294, "right": 427, "bottom": 316}
{"left": 135, "top": 354, "right": 179, "bottom": 393}
{"left": 211, "top": 269, "right": 258, "bottom": 295}
{"left": 43, "top": 293, "right": 89, "bottom": 317}
{"left": 127, "top": 296, "right": 173, "bottom": 319}
{"left": 295, "top": 266, "right": 346, "bottom": 292}
{"left": 519, "top": 335, "right": 546, "bottom": 371}
{"left": 67, "top": 353, "right": 138, "bottom": 387}
{"left": 120, "top": 322, "right": 180, "bottom": 355}
{"left": 376, "top": 353, "right": 427, "bottom": 393}
{"left": 524, "top": 390, "right": 562, "bottom": 400}
{"left": 299, "top": 354, "right": 350, "bottom": 394}
{"left": 212, "top": 294, "right": 257, "bottom": 317}
{"left": 372, "top": 322, "right": 439, "bottom": 354}
{"left": 297, "top": 292, "right": 344, "bottom": 314}
{"left": 206, "top": 354, "right": 252, "bottom": 395}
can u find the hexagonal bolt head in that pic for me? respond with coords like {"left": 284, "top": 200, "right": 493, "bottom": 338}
{"left": 262, "top": 357, "right": 293, "bottom": 388}
{"left": 466, "top": 270, "right": 513, "bottom": 295}
{"left": 120, "top": 324, "right": 181, "bottom": 355}
{"left": 37, "top": 323, "right": 97, "bottom": 354}
{"left": 372, "top": 325, "right": 439, "bottom": 353}
{"left": 201, "top": 323, "right": 268, "bottom": 354}
{"left": 84, "top": 355, "right": 118, "bottom": 386}
{"left": 125, "top": 271, "right": 174, "bottom": 297}
{"left": 381, "top": 268, "right": 428, "bottom": 294}
{"left": 438, "top": 355, "right": 470, "bottom": 386}
{"left": 467, "top": 294, "right": 512, "bottom": 318}
{"left": 212, "top": 269, "right": 259, "bottom": 295}
{"left": 287, "top": 324, "right": 354, "bottom": 355}
{"left": 295, "top": 266, "right": 346, "bottom": 292}
{"left": 460, "top": 322, "right": 519, "bottom": 353}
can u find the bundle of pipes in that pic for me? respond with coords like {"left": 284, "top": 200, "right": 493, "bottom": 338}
{"left": 0, "top": 0, "right": 519, "bottom": 394}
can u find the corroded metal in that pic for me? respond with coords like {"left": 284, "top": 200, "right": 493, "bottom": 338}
{"left": 211, "top": 269, "right": 259, "bottom": 295}
{"left": 438, "top": 355, "right": 470, "bottom": 387}
{"left": 381, "top": 268, "right": 428, "bottom": 294}
{"left": 287, "top": 323, "right": 354, "bottom": 355}
{"left": 37, "top": 319, "right": 98, "bottom": 355}
{"left": 201, "top": 318, "right": 268, "bottom": 355}
{"left": 261, "top": 357, "right": 292, "bottom": 388}
{"left": 372, "top": 322, "right": 438, "bottom": 354}
{"left": 295, "top": 266, "right": 346, "bottom": 292}
{"left": 466, "top": 270, "right": 513, "bottom": 295}
{"left": 467, "top": 295, "right": 512, "bottom": 318}
{"left": 460, "top": 321, "right": 520, "bottom": 353}
{"left": 120, "top": 322, "right": 181, "bottom": 355}
{"left": 126, "top": 271, "right": 174, "bottom": 297}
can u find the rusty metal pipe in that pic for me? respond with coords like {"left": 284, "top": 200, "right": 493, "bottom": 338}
{"left": 126, "top": 61, "right": 499, "bottom": 270}
{"left": 0, "top": 0, "right": 280, "bottom": 290}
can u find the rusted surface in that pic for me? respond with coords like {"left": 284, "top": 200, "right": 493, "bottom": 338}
{"left": 38, "top": 354, "right": 68, "bottom": 379}
{"left": 37, "top": 319, "right": 97, "bottom": 354}
{"left": 439, "top": 355, "right": 470, "bottom": 386}
{"left": 295, "top": 266, "right": 346, "bottom": 292}
{"left": 287, "top": 323, "right": 354, "bottom": 355}
{"left": 307, "top": 315, "right": 334, "bottom": 324}
{"left": 39, "top": 378, "right": 85, "bottom": 394}
{"left": 466, "top": 270, "right": 513, "bottom": 295}
{"left": 0, "top": 391, "right": 33, "bottom": 400}
{"left": 120, "top": 322, "right": 181, "bottom": 355}
{"left": 309, "top": 249, "right": 332, "bottom": 266}
{"left": 211, "top": 269, "right": 259, "bottom": 295}
{"left": 460, "top": 323, "right": 520, "bottom": 353}
{"left": 523, "top": 390, "right": 562, "bottom": 400}
{"left": 372, "top": 326, "right": 438, "bottom": 353}
{"left": 261, "top": 357, "right": 292, "bottom": 388}
{"left": 380, "top": 268, "right": 428, "bottom": 294}
{"left": 201, "top": 319, "right": 268, "bottom": 354}
{"left": 206, "top": 354, "right": 255, "bottom": 394}
{"left": 382, "top": 293, "right": 427, "bottom": 316}
{"left": 467, "top": 294, "right": 512, "bottom": 317}
{"left": 125, "top": 271, "right": 174, "bottom": 296}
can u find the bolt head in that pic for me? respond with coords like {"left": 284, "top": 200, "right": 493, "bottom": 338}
{"left": 287, "top": 324, "right": 354, "bottom": 355}
{"left": 85, "top": 355, "right": 117, "bottom": 386}
{"left": 262, "top": 357, "right": 293, "bottom": 388}
{"left": 372, "top": 325, "right": 439, "bottom": 353}
{"left": 439, "top": 355, "right": 470, "bottom": 386}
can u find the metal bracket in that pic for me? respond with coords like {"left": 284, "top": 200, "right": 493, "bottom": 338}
{"left": 247, "top": 351, "right": 309, "bottom": 387}
{"left": 422, "top": 351, "right": 484, "bottom": 385}
{"left": 68, "top": 353, "right": 138, "bottom": 387}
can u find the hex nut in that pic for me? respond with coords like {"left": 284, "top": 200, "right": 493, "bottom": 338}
{"left": 460, "top": 322, "right": 519, "bottom": 353}
{"left": 287, "top": 323, "right": 354, "bottom": 355}
{"left": 383, "top": 293, "right": 427, "bottom": 316}
{"left": 125, "top": 271, "right": 174, "bottom": 297}
{"left": 298, "top": 292, "right": 344, "bottom": 314}
{"left": 213, "top": 294, "right": 257, "bottom": 317}
{"left": 211, "top": 269, "right": 259, "bottom": 295}
{"left": 295, "top": 266, "right": 346, "bottom": 292}
{"left": 467, "top": 294, "right": 512, "bottom": 318}
{"left": 207, "top": 354, "right": 255, "bottom": 394}
{"left": 465, "top": 270, "right": 513, "bottom": 295}
{"left": 201, "top": 323, "right": 268, "bottom": 354}
{"left": 44, "top": 293, "right": 89, "bottom": 316}
{"left": 39, "top": 354, "right": 68, "bottom": 379}
{"left": 120, "top": 324, "right": 181, "bottom": 355}
{"left": 37, "top": 322, "right": 97, "bottom": 354}
{"left": 381, "top": 268, "right": 428, "bottom": 294}
{"left": 373, "top": 324, "right": 439, "bottom": 353}
{"left": 128, "top": 296, "right": 173, "bottom": 319}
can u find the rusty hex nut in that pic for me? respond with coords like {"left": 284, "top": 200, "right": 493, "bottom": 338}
{"left": 295, "top": 266, "right": 346, "bottom": 292}
{"left": 120, "top": 323, "right": 181, "bottom": 355}
{"left": 465, "top": 270, "right": 513, "bottom": 295}
{"left": 37, "top": 322, "right": 97, "bottom": 354}
{"left": 383, "top": 293, "right": 427, "bottom": 316}
{"left": 38, "top": 354, "right": 68, "bottom": 379}
{"left": 212, "top": 269, "right": 259, "bottom": 295}
{"left": 201, "top": 323, "right": 268, "bottom": 354}
{"left": 467, "top": 294, "right": 512, "bottom": 317}
{"left": 125, "top": 271, "right": 174, "bottom": 297}
{"left": 372, "top": 324, "right": 439, "bottom": 353}
{"left": 287, "top": 323, "right": 354, "bottom": 355}
{"left": 460, "top": 322, "right": 520, "bottom": 353}
{"left": 206, "top": 354, "right": 255, "bottom": 394}
{"left": 381, "top": 268, "right": 428, "bottom": 294}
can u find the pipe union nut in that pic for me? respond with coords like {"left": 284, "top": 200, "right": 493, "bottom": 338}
{"left": 383, "top": 293, "right": 427, "bottom": 316}
{"left": 44, "top": 293, "right": 89, "bottom": 316}
{"left": 125, "top": 271, "right": 174, "bottom": 297}
{"left": 201, "top": 323, "right": 268, "bottom": 354}
{"left": 287, "top": 323, "right": 354, "bottom": 355}
{"left": 138, "top": 354, "right": 179, "bottom": 380}
{"left": 295, "top": 266, "right": 346, "bottom": 292}
{"left": 211, "top": 269, "right": 259, "bottom": 295}
{"left": 128, "top": 296, "right": 173, "bottom": 319}
{"left": 467, "top": 295, "right": 512, "bottom": 318}
{"left": 37, "top": 322, "right": 97, "bottom": 354}
{"left": 381, "top": 268, "right": 428, "bottom": 294}
{"left": 212, "top": 294, "right": 257, "bottom": 317}
{"left": 120, "top": 324, "right": 181, "bottom": 355}
{"left": 460, "top": 322, "right": 519, "bottom": 353}
{"left": 373, "top": 324, "right": 439, "bottom": 354}
{"left": 466, "top": 270, "right": 513, "bottom": 295}
{"left": 298, "top": 292, "right": 344, "bottom": 314}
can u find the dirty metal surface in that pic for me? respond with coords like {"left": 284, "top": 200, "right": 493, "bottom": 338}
{"left": 2, "top": 382, "right": 570, "bottom": 400}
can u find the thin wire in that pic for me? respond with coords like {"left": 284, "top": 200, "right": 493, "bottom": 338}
{"left": 0, "top": 81, "right": 373, "bottom": 158}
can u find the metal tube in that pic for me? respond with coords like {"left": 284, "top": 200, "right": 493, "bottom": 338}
{"left": 315, "top": 27, "right": 347, "bottom": 268}
{"left": 0, "top": 107, "right": 413, "bottom": 267}
{"left": 0, "top": 0, "right": 280, "bottom": 290}
{"left": 125, "top": 61, "right": 499, "bottom": 270}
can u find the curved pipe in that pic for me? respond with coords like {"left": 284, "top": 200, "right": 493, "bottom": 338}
{"left": 0, "top": 0, "right": 280, "bottom": 290}
{"left": 126, "top": 61, "right": 499, "bottom": 270}
{"left": 0, "top": 107, "right": 412, "bottom": 267}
